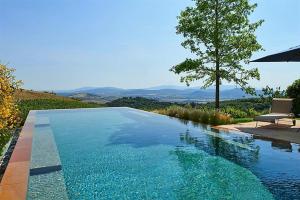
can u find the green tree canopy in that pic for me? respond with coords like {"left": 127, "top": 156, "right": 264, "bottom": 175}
{"left": 286, "top": 79, "right": 300, "bottom": 114}
{"left": 171, "top": 0, "right": 263, "bottom": 109}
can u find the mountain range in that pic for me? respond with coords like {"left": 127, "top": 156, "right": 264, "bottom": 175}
{"left": 56, "top": 85, "right": 261, "bottom": 103}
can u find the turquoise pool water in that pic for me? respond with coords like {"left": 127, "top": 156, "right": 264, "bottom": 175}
{"left": 28, "top": 108, "right": 300, "bottom": 200}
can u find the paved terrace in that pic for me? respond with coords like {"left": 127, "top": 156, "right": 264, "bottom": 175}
{"left": 216, "top": 119, "right": 300, "bottom": 144}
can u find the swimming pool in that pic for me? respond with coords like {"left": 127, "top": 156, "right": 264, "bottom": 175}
{"left": 27, "top": 107, "right": 300, "bottom": 199}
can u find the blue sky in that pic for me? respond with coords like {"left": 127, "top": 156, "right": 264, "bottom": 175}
{"left": 0, "top": 0, "right": 299, "bottom": 90}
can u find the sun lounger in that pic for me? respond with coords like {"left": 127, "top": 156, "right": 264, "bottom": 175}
{"left": 255, "top": 98, "right": 296, "bottom": 127}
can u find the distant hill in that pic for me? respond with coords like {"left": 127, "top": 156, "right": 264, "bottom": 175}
{"left": 145, "top": 85, "right": 197, "bottom": 90}
{"left": 145, "top": 85, "right": 237, "bottom": 90}
{"left": 67, "top": 93, "right": 115, "bottom": 103}
{"left": 57, "top": 85, "right": 261, "bottom": 103}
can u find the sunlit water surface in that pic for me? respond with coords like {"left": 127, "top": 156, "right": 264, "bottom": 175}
{"left": 28, "top": 108, "right": 300, "bottom": 200}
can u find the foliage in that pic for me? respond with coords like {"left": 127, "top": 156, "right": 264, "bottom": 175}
{"left": 171, "top": 0, "right": 263, "bottom": 108}
{"left": 221, "top": 107, "right": 247, "bottom": 118}
{"left": 18, "top": 99, "right": 101, "bottom": 125}
{"left": 106, "top": 97, "right": 174, "bottom": 110}
{"left": 286, "top": 79, "right": 300, "bottom": 115}
{"left": 196, "top": 98, "right": 269, "bottom": 117}
{"left": 259, "top": 85, "right": 286, "bottom": 102}
{"left": 155, "top": 106, "right": 232, "bottom": 125}
{"left": 286, "top": 79, "right": 300, "bottom": 98}
{"left": 0, "top": 64, "right": 22, "bottom": 134}
{"left": 0, "top": 131, "right": 12, "bottom": 158}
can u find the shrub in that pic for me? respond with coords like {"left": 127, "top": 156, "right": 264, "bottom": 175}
{"left": 189, "top": 109, "right": 202, "bottom": 122}
{"left": 214, "top": 112, "right": 232, "bottom": 125}
{"left": 166, "top": 105, "right": 180, "bottom": 117}
{"left": 200, "top": 111, "right": 210, "bottom": 124}
{"left": 221, "top": 107, "right": 247, "bottom": 118}
{"left": 246, "top": 108, "right": 260, "bottom": 118}
{"left": 0, "top": 64, "right": 22, "bottom": 133}
{"left": 182, "top": 108, "right": 190, "bottom": 120}
{"left": 156, "top": 106, "right": 232, "bottom": 125}
{"left": 209, "top": 111, "right": 232, "bottom": 125}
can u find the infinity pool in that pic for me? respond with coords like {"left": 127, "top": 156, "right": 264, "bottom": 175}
{"left": 27, "top": 107, "right": 300, "bottom": 199}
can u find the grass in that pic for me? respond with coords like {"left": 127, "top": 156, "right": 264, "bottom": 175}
{"left": 232, "top": 118, "right": 253, "bottom": 124}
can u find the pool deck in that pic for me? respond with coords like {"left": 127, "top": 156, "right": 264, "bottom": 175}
{"left": 0, "top": 111, "right": 35, "bottom": 200}
{"left": 215, "top": 119, "right": 300, "bottom": 144}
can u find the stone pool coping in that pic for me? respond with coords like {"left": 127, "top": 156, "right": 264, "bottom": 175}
{"left": 214, "top": 120, "right": 300, "bottom": 144}
{"left": 0, "top": 111, "right": 35, "bottom": 200}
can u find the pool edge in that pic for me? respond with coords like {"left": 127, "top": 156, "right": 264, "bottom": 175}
{"left": 0, "top": 111, "right": 36, "bottom": 200}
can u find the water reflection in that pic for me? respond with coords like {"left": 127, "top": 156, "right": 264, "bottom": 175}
{"left": 179, "top": 117, "right": 299, "bottom": 155}
{"left": 110, "top": 110, "right": 300, "bottom": 199}
{"left": 271, "top": 141, "right": 292, "bottom": 152}
{"left": 179, "top": 129, "right": 260, "bottom": 169}
{"left": 175, "top": 121, "right": 300, "bottom": 199}
{"left": 253, "top": 135, "right": 293, "bottom": 152}
{"left": 173, "top": 117, "right": 210, "bottom": 130}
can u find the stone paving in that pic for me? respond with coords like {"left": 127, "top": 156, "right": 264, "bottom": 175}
{"left": 215, "top": 119, "right": 300, "bottom": 144}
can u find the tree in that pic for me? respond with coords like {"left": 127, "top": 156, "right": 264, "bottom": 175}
{"left": 286, "top": 79, "right": 300, "bottom": 115}
{"left": 171, "top": 0, "right": 263, "bottom": 109}
{"left": 259, "top": 85, "right": 286, "bottom": 102}
{"left": 0, "top": 64, "right": 22, "bottom": 134}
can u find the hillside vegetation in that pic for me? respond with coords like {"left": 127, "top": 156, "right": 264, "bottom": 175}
{"left": 106, "top": 97, "right": 174, "bottom": 110}
{"left": 16, "top": 90, "right": 102, "bottom": 125}
{"left": 15, "top": 90, "right": 73, "bottom": 101}
{"left": 106, "top": 97, "right": 271, "bottom": 124}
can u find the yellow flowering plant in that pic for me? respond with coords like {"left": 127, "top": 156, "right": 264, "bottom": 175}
{"left": 0, "top": 64, "right": 22, "bottom": 134}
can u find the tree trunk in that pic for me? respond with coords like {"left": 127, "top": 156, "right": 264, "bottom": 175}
{"left": 215, "top": 61, "right": 220, "bottom": 110}
{"left": 215, "top": 0, "right": 220, "bottom": 110}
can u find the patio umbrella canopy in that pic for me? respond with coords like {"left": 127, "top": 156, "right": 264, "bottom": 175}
{"left": 251, "top": 45, "right": 300, "bottom": 62}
